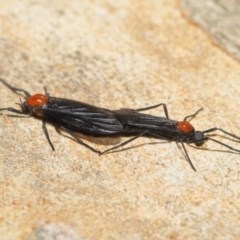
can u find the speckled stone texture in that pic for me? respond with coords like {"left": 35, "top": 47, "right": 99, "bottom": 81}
{"left": 180, "top": 0, "right": 240, "bottom": 61}
{"left": 0, "top": 0, "right": 240, "bottom": 239}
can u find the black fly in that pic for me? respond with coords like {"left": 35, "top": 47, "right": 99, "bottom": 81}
{"left": 110, "top": 107, "right": 240, "bottom": 171}
{"left": 0, "top": 78, "right": 123, "bottom": 154}
{"left": 1, "top": 78, "right": 240, "bottom": 171}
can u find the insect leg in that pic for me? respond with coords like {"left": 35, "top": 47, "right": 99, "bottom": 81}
{"left": 149, "top": 132, "right": 197, "bottom": 171}
{"left": 199, "top": 127, "right": 240, "bottom": 153}
{"left": 0, "top": 78, "right": 30, "bottom": 97}
{"left": 203, "top": 127, "right": 240, "bottom": 140}
{"left": 180, "top": 142, "right": 196, "bottom": 171}
{"left": 42, "top": 120, "right": 55, "bottom": 151}
{"left": 101, "top": 130, "right": 149, "bottom": 155}
{"left": 203, "top": 127, "right": 240, "bottom": 152}
{"left": 43, "top": 86, "right": 50, "bottom": 97}
{"left": 205, "top": 137, "right": 240, "bottom": 153}
{"left": 56, "top": 126, "right": 101, "bottom": 154}
{"left": 184, "top": 108, "right": 203, "bottom": 122}
{"left": 136, "top": 103, "right": 169, "bottom": 119}
{"left": 0, "top": 107, "right": 26, "bottom": 115}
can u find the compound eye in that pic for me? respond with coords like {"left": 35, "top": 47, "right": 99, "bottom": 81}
{"left": 27, "top": 94, "right": 48, "bottom": 107}
{"left": 194, "top": 131, "right": 204, "bottom": 146}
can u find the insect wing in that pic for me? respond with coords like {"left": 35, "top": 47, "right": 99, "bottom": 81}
{"left": 114, "top": 109, "right": 176, "bottom": 129}
{"left": 114, "top": 109, "right": 184, "bottom": 140}
{"left": 43, "top": 98, "right": 123, "bottom": 135}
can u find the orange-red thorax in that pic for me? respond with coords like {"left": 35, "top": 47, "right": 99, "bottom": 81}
{"left": 27, "top": 94, "right": 48, "bottom": 107}
{"left": 177, "top": 121, "right": 194, "bottom": 134}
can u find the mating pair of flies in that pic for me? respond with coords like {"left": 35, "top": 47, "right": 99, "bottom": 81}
{"left": 0, "top": 78, "right": 240, "bottom": 171}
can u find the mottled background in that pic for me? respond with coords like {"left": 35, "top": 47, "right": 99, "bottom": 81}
{"left": 0, "top": 0, "right": 240, "bottom": 239}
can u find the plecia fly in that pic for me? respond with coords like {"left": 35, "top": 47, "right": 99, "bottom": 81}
{"left": 0, "top": 78, "right": 124, "bottom": 154}
{"left": 1, "top": 78, "right": 240, "bottom": 171}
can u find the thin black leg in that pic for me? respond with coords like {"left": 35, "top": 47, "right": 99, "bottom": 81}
{"left": 0, "top": 78, "right": 30, "bottom": 97}
{"left": 184, "top": 108, "right": 203, "bottom": 122}
{"left": 204, "top": 137, "right": 240, "bottom": 153}
{"left": 42, "top": 121, "right": 55, "bottom": 151}
{"left": 135, "top": 103, "right": 169, "bottom": 119}
{"left": 57, "top": 126, "right": 101, "bottom": 154}
{"left": 180, "top": 142, "right": 196, "bottom": 171}
{"left": 203, "top": 127, "right": 240, "bottom": 140}
{"left": 0, "top": 107, "right": 26, "bottom": 115}
{"left": 43, "top": 86, "right": 50, "bottom": 96}
{"left": 201, "top": 127, "right": 240, "bottom": 152}
{"left": 101, "top": 130, "right": 149, "bottom": 155}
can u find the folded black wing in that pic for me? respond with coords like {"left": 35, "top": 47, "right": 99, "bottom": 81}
{"left": 42, "top": 97, "right": 123, "bottom": 135}
{"left": 114, "top": 109, "right": 177, "bottom": 129}
{"left": 113, "top": 109, "right": 182, "bottom": 140}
